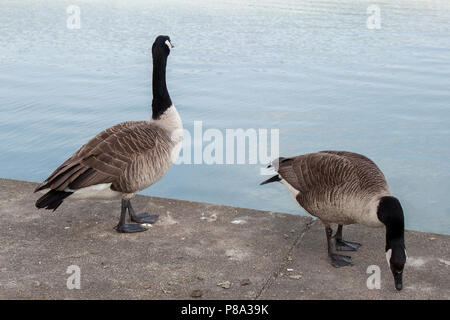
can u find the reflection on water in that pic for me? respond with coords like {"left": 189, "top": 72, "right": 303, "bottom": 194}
{"left": 0, "top": 0, "right": 449, "bottom": 234}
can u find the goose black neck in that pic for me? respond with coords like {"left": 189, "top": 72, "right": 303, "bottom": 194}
{"left": 377, "top": 196, "right": 405, "bottom": 249}
{"left": 152, "top": 54, "right": 172, "bottom": 120}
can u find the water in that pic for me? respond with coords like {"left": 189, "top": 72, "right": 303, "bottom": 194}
{"left": 0, "top": 0, "right": 449, "bottom": 234}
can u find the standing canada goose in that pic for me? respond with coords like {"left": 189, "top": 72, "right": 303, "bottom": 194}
{"left": 261, "top": 151, "right": 406, "bottom": 290}
{"left": 35, "top": 35, "right": 182, "bottom": 233}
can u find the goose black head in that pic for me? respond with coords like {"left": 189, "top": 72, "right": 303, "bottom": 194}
{"left": 377, "top": 196, "right": 407, "bottom": 291}
{"left": 152, "top": 35, "right": 173, "bottom": 58}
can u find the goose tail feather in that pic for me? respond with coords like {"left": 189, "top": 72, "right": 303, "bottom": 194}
{"left": 35, "top": 189, "right": 73, "bottom": 211}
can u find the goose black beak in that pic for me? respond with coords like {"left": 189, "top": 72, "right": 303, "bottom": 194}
{"left": 260, "top": 175, "right": 281, "bottom": 185}
{"left": 393, "top": 272, "right": 403, "bottom": 291}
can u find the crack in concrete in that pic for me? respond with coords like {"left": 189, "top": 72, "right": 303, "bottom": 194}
{"left": 255, "top": 218, "right": 317, "bottom": 299}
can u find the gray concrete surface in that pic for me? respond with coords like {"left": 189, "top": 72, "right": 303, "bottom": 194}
{"left": 0, "top": 178, "right": 448, "bottom": 299}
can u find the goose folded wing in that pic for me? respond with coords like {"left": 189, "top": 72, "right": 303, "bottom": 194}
{"left": 319, "top": 150, "right": 388, "bottom": 194}
{"left": 35, "top": 121, "right": 161, "bottom": 192}
{"left": 278, "top": 153, "right": 356, "bottom": 194}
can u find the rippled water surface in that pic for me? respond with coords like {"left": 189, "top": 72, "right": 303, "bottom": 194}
{"left": 0, "top": 0, "right": 449, "bottom": 234}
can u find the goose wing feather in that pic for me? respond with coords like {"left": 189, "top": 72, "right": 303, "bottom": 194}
{"left": 279, "top": 152, "right": 356, "bottom": 193}
{"left": 277, "top": 151, "right": 388, "bottom": 213}
{"left": 318, "top": 150, "right": 388, "bottom": 195}
{"left": 35, "top": 121, "right": 173, "bottom": 193}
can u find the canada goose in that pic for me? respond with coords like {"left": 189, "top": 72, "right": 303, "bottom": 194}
{"left": 35, "top": 35, "right": 182, "bottom": 233}
{"left": 261, "top": 151, "right": 406, "bottom": 290}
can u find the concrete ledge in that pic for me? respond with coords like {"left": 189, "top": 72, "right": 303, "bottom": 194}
{"left": 0, "top": 178, "right": 448, "bottom": 299}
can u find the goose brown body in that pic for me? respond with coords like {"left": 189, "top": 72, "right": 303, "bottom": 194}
{"left": 274, "top": 151, "right": 391, "bottom": 227}
{"left": 35, "top": 120, "right": 177, "bottom": 197}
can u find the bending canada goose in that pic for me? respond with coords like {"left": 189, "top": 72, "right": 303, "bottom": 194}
{"left": 35, "top": 35, "right": 182, "bottom": 233}
{"left": 261, "top": 151, "right": 406, "bottom": 290}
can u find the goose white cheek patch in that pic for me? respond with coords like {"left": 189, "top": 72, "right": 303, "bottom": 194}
{"left": 165, "top": 40, "right": 173, "bottom": 49}
{"left": 385, "top": 249, "right": 392, "bottom": 267}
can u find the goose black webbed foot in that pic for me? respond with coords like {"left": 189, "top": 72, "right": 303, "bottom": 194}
{"left": 114, "top": 199, "right": 149, "bottom": 233}
{"left": 335, "top": 239, "right": 361, "bottom": 251}
{"left": 114, "top": 223, "right": 147, "bottom": 233}
{"left": 334, "top": 224, "right": 361, "bottom": 251}
{"left": 329, "top": 253, "right": 353, "bottom": 267}
{"left": 130, "top": 212, "right": 159, "bottom": 224}
{"left": 127, "top": 201, "right": 159, "bottom": 224}
{"left": 325, "top": 225, "right": 354, "bottom": 267}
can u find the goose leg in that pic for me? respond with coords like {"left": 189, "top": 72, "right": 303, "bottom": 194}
{"left": 127, "top": 201, "right": 159, "bottom": 224}
{"left": 114, "top": 199, "right": 148, "bottom": 233}
{"left": 325, "top": 226, "right": 353, "bottom": 267}
{"left": 335, "top": 224, "right": 361, "bottom": 251}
